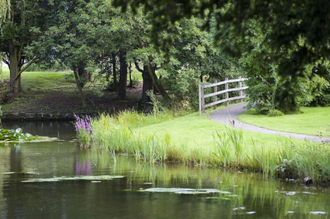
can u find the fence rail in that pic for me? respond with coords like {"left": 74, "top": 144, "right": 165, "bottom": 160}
{"left": 199, "top": 76, "right": 248, "bottom": 115}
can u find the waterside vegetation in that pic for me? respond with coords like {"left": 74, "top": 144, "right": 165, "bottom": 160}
{"left": 75, "top": 105, "right": 330, "bottom": 185}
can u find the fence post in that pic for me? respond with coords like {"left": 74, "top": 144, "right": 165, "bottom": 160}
{"left": 238, "top": 76, "right": 242, "bottom": 103}
{"left": 201, "top": 83, "right": 205, "bottom": 113}
{"left": 225, "top": 78, "right": 229, "bottom": 106}
{"left": 213, "top": 80, "right": 217, "bottom": 110}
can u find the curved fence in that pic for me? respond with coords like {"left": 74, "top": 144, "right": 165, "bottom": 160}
{"left": 199, "top": 76, "right": 248, "bottom": 115}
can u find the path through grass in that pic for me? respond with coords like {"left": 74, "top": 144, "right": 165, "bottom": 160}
{"left": 136, "top": 111, "right": 305, "bottom": 152}
{"left": 237, "top": 108, "right": 330, "bottom": 136}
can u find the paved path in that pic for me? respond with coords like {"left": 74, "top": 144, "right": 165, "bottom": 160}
{"left": 210, "top": 103, "right": 329, "bottom": 143}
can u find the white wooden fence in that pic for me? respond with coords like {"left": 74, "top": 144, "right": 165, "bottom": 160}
{"left": 199, "top": 76, "right": 249, "bottom": 115}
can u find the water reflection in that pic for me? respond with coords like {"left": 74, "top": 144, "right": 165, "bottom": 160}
{"left": 75, "top": 160, "right": 92, "bottom": 176}
{"left": 2, "top": 121, "right": 76, "bottom": 140}
{"left": 0, "top": 140, "right": 329, "bottom": 218}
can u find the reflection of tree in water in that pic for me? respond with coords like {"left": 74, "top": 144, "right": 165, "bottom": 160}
{"left": 6, "top": 144, "right": 22, "bottom": 219}
{"left": 75, "top": 160, "right": 92, "bottom": 176}
{"left": 2, "top": 121, "right": 76, "bottom": 140}
{"left": 0, "top": 145, "right": 11, "bottom": 217}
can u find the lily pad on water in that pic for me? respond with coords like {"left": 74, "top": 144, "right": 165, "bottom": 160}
{"left": 2, "top": 171, "right": 38, "bottom": 175}
{"left": 2, "top": 172, "right": 15, "bottom": 175}
{"left": 0, "top": 136, "right": 60, "bottom": 143}
{"left": 0, "top": 128, "right": 40, "bottom": 142}
{"left": 22, "top": 175, "right": 124, "bottom": 183}
{"left": 310, "top": 211, "right": 327, "bottom": 215}
{"left": 140, "top": 188, "right": 232, "bottom": 195}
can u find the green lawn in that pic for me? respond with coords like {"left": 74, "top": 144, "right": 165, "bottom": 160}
{"left": 2, "top": 66, "right": 76, "bottom": 90}
{"left": 237, "top": 108, "right": 330, "bottom": 136}
{"left": 2, "top": 65, "right": 143, "bottom": 90}
{"left": 89, "top": 104, "right": 330, "bottom": 183}
{"left": 136, "top": 110, "right": 304, "bottom": 149}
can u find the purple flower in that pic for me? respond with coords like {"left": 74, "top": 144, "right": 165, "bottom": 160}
{"left": 74, "top": 114, "right": 92, "bottom": 134}
{"left": 81, "top": 120, "right": 86, "bottom": 130}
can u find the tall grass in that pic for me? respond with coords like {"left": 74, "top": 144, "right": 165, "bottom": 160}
{"left": 77, "top": 109, "right": 330, "bottom": 184}
{"left": 90, "top": 113, "right": 174, "bottom": 163}
{"left": 213, "top": 128, "right": 330, "bottom": 183}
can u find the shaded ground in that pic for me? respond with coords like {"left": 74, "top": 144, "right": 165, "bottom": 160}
{"left": 1, "top": 79, "right": 142, "bottom": 120}
{"left": 210, "top": 103, "right": 330, "bottom": 143}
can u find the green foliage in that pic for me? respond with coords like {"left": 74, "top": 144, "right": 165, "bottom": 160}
{"left": 114, "top": 0, "right": 330, "bottom": 84}
{"left": 77, "top": 129, "right": 91, "bottom": 147}
{"left": 146, "top": 90, "right": 165, "bottom": 116}
{"left": 114, "top": 0, "right": 330, "bottom": 113}
{"left": 0, "top": 128, "right": 40, "bottom": 141}
{"left": 0, "top": 0, "right": 58, "bottom": 95}
{"left": 25, "top": 60, "right": 70, "bottom": 72}
{"left": 267, "top": 109, "right": 284, "bottom": 117}
{"left": 213, "top": 126, "right": 244, "bottom": 167}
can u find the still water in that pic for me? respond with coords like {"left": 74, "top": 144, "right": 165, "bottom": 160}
{"left": 0, "top": 121, "right": 330, "bottom": 219}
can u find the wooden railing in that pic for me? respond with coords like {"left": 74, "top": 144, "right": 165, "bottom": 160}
{"left": 199, "top": 76, "right": 249, "bottom": 115}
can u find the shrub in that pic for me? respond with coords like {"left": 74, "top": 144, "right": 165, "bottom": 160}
{"left": 267, "top": 109, "right": 284, "bottom": 117}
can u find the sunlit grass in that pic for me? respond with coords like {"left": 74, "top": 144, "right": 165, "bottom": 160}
{"left": 237, "top": 108, "right": 330, "bottom": 136}
{"left": 1, "top": 66, "right": 75, "bottom": 90}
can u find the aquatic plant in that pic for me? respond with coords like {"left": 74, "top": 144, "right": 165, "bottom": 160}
{"left": 74, "top": 114, "right": 92, "bottom": 146}
{"left": 0, "top": 128, "right": 40, "bottom": 142}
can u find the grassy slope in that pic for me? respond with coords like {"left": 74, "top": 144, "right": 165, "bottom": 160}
{"left": 1, "top": 65, "right": 143, "bottom": 113}
{"left": 2, "top": 67, "right": 76, "bottom": 89}
{"left": 237, "top": 108, "right": 330, "bottom": 136}
{"left": 136, "top": 110, "right": 304, "bottom": 150}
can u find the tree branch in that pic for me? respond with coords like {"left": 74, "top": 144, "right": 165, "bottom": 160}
{"left": 3, "top": 59, "right": 9, "bottom": 66}
{"left": 13, "top": 59, "right": 39, "bottom": 81}
{"left": 133, "top": 58, "right": 143, "bottom": 73}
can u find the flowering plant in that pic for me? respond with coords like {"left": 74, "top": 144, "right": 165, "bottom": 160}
{"left": 74, "top": 114, "right": 92, "bottom": 146}
{"left": 74, "top": 114, "right": 92, "bottom": 134}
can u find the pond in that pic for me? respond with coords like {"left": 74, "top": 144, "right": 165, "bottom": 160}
{"left": 0, "top": 121, "right": 329, "bottom": 218}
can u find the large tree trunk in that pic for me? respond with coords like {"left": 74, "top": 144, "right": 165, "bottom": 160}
{"left": 73, "top": 65, "right": 87, "bottom": 107}
{"left": 118, "top": 50, "right": 127, "bottom": 100}
{"left": 8, "top": 40, "right": 20, "bottom": 97}
{"left": 141, "top": 66, "right": 153, "bottom": 103}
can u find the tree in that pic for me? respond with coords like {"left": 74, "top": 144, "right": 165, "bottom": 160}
{"left": 0, "top": 0, "right": 55, "bottom": 97}
{"left": 114, "top": 0, "right": 330, "bottom": 111}
{"left": 47, "top": 0, "right": 117, "bottom": 106}
{"left": 0, "top": 0, "right": 10, "bottom": 85}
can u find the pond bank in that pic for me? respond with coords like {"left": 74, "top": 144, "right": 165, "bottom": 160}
{"left": 2, "top": 112, "right": 75, "bottom": 121}
{"left": 76, "top": 108, "right": 330, "bottom": 186}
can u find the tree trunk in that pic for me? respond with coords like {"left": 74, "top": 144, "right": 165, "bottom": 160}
{"left": 118, "top": 50, "right": 127, "bottom": 100}
{"left": 112, "top": 53, "right": 117, "bottom": 87}
{"left": 8, "top": 40, "right": 20, "bottom": 97}
{"left": 147, "top": 65, "right": 170, "bottom": 101}
{"left": 73, "top": 65, "right": 87, "bottom": 107}
{"left": 141, "top": 66, "right": 153, "bottom": 103}
{"left": 128, "top": 62, "right": 133, "bottom": 87}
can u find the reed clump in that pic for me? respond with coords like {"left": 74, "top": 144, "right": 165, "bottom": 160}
{"left": 76, "top": 109, "right": 330, "bottom": 185}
